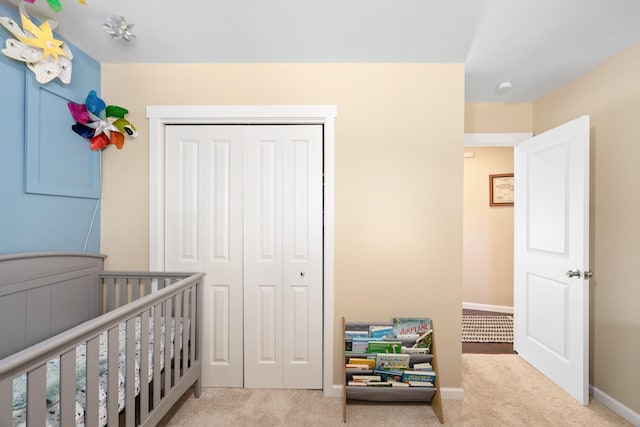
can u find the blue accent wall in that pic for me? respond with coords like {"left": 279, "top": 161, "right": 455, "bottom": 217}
{"left": 0, "top": 4, "right": 101, "bottom": 254}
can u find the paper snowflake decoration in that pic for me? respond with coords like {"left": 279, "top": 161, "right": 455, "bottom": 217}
{"left": 103, "top": 16, "right": 135, "bottom": 42}
{"left": 0, "top": 3, "right": 72, "bottom": 84}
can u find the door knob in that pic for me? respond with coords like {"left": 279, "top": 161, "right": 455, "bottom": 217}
{"left": 583, "top": 270, "right": 593, "bottom": 279}
{"left": 566, "top": 269, "right": 581, "bottom": 278}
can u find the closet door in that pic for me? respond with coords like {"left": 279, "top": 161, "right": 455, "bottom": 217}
{"left": 165, "top": 125, "right": 244, "bottom": 387}
{"left": 243, "top": 125, "right": 323, "bottom": 389}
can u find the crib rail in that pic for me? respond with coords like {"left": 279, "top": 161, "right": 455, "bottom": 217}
{"left": 0, "top": 271, "right": 204, "bottom": 427}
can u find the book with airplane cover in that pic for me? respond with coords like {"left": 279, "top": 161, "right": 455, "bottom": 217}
{"left": 392, "top": 318, "right": 432, "bottom": 337}
{"left": 375, "top": 353, "right": 410, "bottom": 371}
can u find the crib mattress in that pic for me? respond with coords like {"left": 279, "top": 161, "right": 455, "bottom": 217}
{"left": 12, "top": 317, "right": 184, "bottom": 427}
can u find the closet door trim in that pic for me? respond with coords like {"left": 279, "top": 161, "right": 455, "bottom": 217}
{"left": 147, "top": 105, "right": 337, "bottom": 396}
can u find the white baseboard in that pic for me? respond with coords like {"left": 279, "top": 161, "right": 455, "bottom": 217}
{"left": 463, "top": 302, "right": 514, "bottom": 314}
{"left": 440, "top": 387, "right": 464, "bottom": 400}
{"left": 591, "top": 385, "right": 640, "bottom": 426}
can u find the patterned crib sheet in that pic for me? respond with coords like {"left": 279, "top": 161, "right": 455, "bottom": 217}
{"left": 12, "top": 316, "right": 184, "bottom": 427}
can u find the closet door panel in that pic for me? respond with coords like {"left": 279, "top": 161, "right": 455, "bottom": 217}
{"left": 165, "top": 125, "right": 244, "bottom": 387}
{"left": 243, "top": 130, "right": 284, "bottom": 388}
{"left": 282, "top": 126, "right": 323, "bottom": 389}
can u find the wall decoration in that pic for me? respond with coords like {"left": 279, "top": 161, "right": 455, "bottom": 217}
{"left": 68, "top": 90, "right": 137, "bottom": 150}
{"left": 103, "top": 15, "right": 135, "bottom": 41}
{"left": 22, "top": 0, "right": 88, "bottom": 13}
{"left": 489, "top": 173, "right": 514, "bottom": 206}
{"left": 0, "top": 2, "right": 72, "bottom": 84}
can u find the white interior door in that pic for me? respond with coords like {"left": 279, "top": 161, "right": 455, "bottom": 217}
{"left": 165, "top": 124, "right": 323, "bottom": 389}
{"left": 165, "top": 125, "right": 244, "bottom": 387}
{"left": 243, "top": 125, "right": 323, "bottom": 389}
{"left": 514, "top": 115, "right": 590, "bottom": 404}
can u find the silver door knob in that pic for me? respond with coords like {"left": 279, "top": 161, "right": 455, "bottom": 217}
{"left": 566, "top": 269, "right": 581, "bottom": 278}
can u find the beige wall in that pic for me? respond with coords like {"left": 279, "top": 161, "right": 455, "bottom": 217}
{"left": 465, "top": 103, "right": 533, "bottom": 133}
{"left": 101, "top": 63, "right": 465, "bottom": 389}
{"left": 462, "top": 103, "right": 532, "bottom": 310}
{"left": 534, "top": 43, "right": 640, "bottom": 414}
{"left": 462, "top": 147, "right": 514, "bottom": 308}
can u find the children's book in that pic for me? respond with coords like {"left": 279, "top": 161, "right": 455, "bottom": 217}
{"left": 367, "top": 341, "right": 402, "bottom": 354}
{"left": 373, "top": 369, "right": 404, "bottom": 382}
{"left": 412, "top": 362, "right": 433, "bottom": 371}
{"left": 369, "top": 325, "right": 395, "bottom": 339}
{"left": 348, "top": 358, "right": 376, "bottom": 370}
{"left": 392, "top": 318, "right": 432, "bottom": 337}
{"left": 375, "top": 353, "right": 410, "bottom": 371}
{"left": 401, "top": 370, "right": 436, "bottom": 384}
{"left": 345, "top": 330, "right": 369, "bottom": 340}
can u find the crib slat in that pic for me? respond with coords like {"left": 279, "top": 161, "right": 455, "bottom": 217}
{"left": 60, "top": 349, "right": 76, "bottom": 427}
{"left": 153, "top": 303, "right": 162, "bottom": 408}
{"left": 27, "top": 364, "right": 46, "bottom": 426}
{"left": 140, "top": 309, "right": 150, "bottom": 422}
{"left": 106, "top": 277, "right": 115, "bottom": 312}
{"left": 191, "top": 284, "right": 197, "bottom": 364}
{"left": 182, "top": 288, "right": 189, "bottom": 370}
{"left": 164, "top": 298, "right": 173, "bottom": 391}
{"left": 107, "top": 326, "right": 119, "bottom": 426}
{"left": 174, "top": 291, "right": 182, "bottom": 384}
{"left": 86, "top": 336, "right": 100, "bottom": 427}
{"left": 142, "top": 278, "right": 151, "bottom": 297}
{"left": 0, "top": 375, "right": 11, "bottom": 427}
{"left": 132, "top": 278, "right": 140, "bottom": 301}
{"left": 119, "top": 278, "right": 127, "bottom": 308}
{"left": 126, "top": 318, "right": 136, "bottom": 426}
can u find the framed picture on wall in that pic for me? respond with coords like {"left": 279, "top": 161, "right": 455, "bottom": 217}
{"left": 489, "top": 173, "right": 514, "bottom": 206}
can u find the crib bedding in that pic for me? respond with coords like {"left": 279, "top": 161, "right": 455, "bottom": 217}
{"left": 12, "top": 316, "right": 185, "bottom": 427}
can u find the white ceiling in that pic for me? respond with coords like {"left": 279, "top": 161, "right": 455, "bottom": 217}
{"left": 3, "top": 0, "right": 640, "bottom": 102}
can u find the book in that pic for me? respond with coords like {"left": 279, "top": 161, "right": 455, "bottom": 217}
{"left": 392, "top": 318, "right": 432, "bottom": 337}
{"left": 389, "top": 380, "right": 410, "bottom": 387}
{"left": 347, "top": 381, "right": 368, "bottom": 387}
{"left": 366, "top": 381, "right": 392, "bottom": 387}
{"left": 412, "top": 362, "right": 433, "bottom": 371}
{"left": 351, "top": 337, "right": 375, "bottom": 353}
{"left": 373, "top": 369, "right": 404, "bottom": 382}
{"left": 352, "top": 375, "right": 381, "bottom": 382}
{"left": 408, "top": 381, "right": 434, "bottom": 387}
{"left": 345, "top": 330, "right": 369, "bottom": 340}
{"left": 348, "top": 358, "right": 376, "bottom": 370}
{"left": 401, "top": 370, "right": 436, "bottom": 384}
{"left": 375, "top": 353, "right": 410, "bottom": 371}
{"left": 412, "top": 330, "right": 432, "bottom": 351}
{"left": 367, "top": 341, "right": 402, "bottom": 354}
{"left": 369, "top": 326, "right": 395, "bottom": 339}
{"left": 401, "top": 346, "right": 428, "bottom": 354}
{"left": 345, "top": 364, "right": 371, "bottom": 370}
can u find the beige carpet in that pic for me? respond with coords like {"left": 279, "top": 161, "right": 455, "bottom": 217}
{"left": 158, "top": 354, "right": 632, "bottom": 426}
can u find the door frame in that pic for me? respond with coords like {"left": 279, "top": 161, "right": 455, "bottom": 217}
{"left": 147, "top": 105, "right": 337, "bottom": 396}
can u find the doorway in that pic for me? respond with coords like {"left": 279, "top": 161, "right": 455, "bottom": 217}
{"left": 462, "top": 133, "right": 530, "bottom": 354}
{"left": 147, "top": 105, "right": 338, "bottom": 396}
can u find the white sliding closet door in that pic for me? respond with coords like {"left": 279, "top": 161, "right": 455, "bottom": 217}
{"left": 243, "top": 125, "right": 323, "bottom": 389}
{"left": 165, "top": 125, "right": 244, "bottom": 387}
{"left": 165, "top": 124, "right": 323, "bottom": 389}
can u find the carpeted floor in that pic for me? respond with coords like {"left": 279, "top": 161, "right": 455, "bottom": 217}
{"left": 157, "top": 354, "right": 632, "bottom": 426}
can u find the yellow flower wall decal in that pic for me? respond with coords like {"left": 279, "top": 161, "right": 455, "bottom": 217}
{"left": 0, "top": 2, "right": 72, "bottom": 84}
